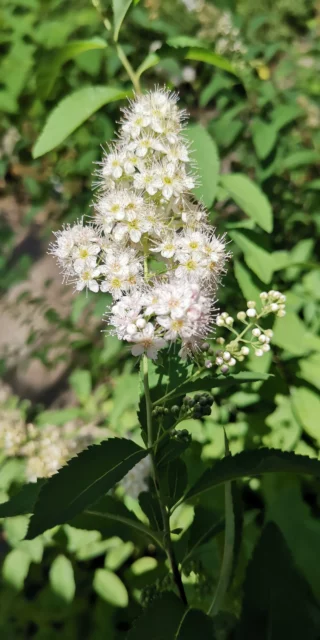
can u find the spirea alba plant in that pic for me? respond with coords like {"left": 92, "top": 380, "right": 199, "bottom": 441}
{"left": 2, "top": 5, "right": 320, "bottom": 637}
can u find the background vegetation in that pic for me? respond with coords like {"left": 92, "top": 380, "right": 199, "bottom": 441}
{"left": 0, "top": 0, "right": 320, "bottom": 637}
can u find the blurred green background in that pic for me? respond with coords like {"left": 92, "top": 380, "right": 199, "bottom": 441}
{"left": 0, "top": 0, "right": 320, "bottom": 637}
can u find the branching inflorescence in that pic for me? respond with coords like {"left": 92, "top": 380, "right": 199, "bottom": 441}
{"left": 51, "top": 88, "right": 285, "bottom": 365}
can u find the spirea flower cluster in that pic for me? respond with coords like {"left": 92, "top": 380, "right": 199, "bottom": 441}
{"left": 51, "top": 88, "right": 230, "bottom": 360}
{"left": 0, "top": 404, "right": 106, "bottom": 483}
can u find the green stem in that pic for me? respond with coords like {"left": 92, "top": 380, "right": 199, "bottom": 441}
{"left": 207, "top": 430, "right": 235, "bottom": 617}
{"left": 116, "top": 44, "right": 141, "bottom": 94}
{"left": 143, "top": 355, "right": 188, "bottom": 605}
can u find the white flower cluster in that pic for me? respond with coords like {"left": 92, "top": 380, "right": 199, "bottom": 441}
{"left": 212, "top": 290, "right": 286, "bottom": 374}
{"left": 0, "top": 410, "right": 106, "bottom": 483}
{"left": 50, "top": 88, "right": 229, "bottom": 360}
{"left": 121, "top": 455, "right": 152, "bottom": 499}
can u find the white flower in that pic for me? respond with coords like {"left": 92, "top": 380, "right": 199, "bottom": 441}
{"left": 130, "top": 323, "right": 167, "bottom": 359}
{"left": 73, "top": 242, "right": 100, "bottom": 274}
{"left": 133, "top": 169, "right": 162, "bottom": 196}
{"left": 75, "top": 266, "right": 101, "bottom": 293}
{"left": 102, "top": 149, "right": 125, "bottom": 180}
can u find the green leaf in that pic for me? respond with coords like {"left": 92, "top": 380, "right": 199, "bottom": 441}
{"left": 127, "top": 592, "right": 185, "bottom": 639}
{"left": 272, "top": 312, "right": 320, "bottom": 356}
{"left": 185, "top": 124, "right": 220, "bottom": 208}
{"left": 251, "top": 118, "right": 278, "bottom": 160}
{"left": 105, "top": 541, "right": 134, "bottom": 571}
{"left": 49, "top": 555, "right": 76, "bottom": 603}
{"left": 263, "top": 474, "right": 320, "bottom": 601}
{"left": 233, "top": 260, "right": 261, "bottom": 306}
{"left": 26, "top": 439, "right": 147, "bottom": 539}
{"left": 33, "top": 86, "right": 128, "bottom": 158}
{"left": 176, "top": 609, "right": 215, "bottom": 639}
{"left": 291, "top": 387, "right": 320, "bottom": 443}
{"left": 112, "top": 0, "right": 133, "bottom": 41}
{"left": 2, "top": 548, "right": 31, "bottom": 591}
{"left": 93, "top": 569, "right": 128, "bottom": 607}
{"left": 229, "top": 231, "right": 273, "bottom": 283}
{"left": 237, "top": 523, "right": 319, "bottom": 639}
{"left": 185, "top": 48, "right": 238, "bottom": 76}
{"left": 184, "top": 448, "right": 320, "bottom": 502}
{"left": 271, "top": 104, "right": 303, "bottom": 130}
{"left": 221, "top": 174, "right": 273, "bottom": 233}
{"left": 183, "top": 507, "right": 224, "bottom": 566}
{"left": 0, "top": 479, "right": 46, "bottom": 518}
{"left": 37, "top": 38, "right": 107, "bottom": 99}
{"left": 71, "top": 495, "right": 163, "bottom": 547}
{"left": 128, "top": 591, "right": 215, "bottom": 639}
{"left": 139, "top": 492, "right": 163, "bottom": 531}
{"left": 298, "top": 353, "right": 320, "bottom": 391}
{"left": 35, "top": 408, "right": 83, "bottom": 426}
{"left": 69, "top": 369, "right": 92, "bottom": 403}
{"left": 281, "top": 150, "right": 320, "bottom": 171}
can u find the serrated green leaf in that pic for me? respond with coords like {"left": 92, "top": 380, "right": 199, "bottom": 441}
{"left": 0, "top": 479, "right": 46, "bottom": 518}
{"left": 229, "top": 231, "right": 273, "bottom": 283}
{"left": 49, "top": 555, "right": 75, "bottom": 603}
{"left": 93, "top": 569, "right": 128, "bottom": 607}
{"left": 237, "top": 522, "right": 319, "bottom": 639}
{"left": 26, "top": 439, "right": 147, "bottom": 539}
{"left": 184, "top": 449, "right": 320, "bottom": 502}
{"left": 176, "top": 608, "right": 215, "bottom": 639}
{"left": 71, "top": 495, "right": 163, "bottom": 547}
{"left": 185, "top": 124, "right": 220, "bottom": 208}
{"left": 112, "top": 0, "right": 133, "bottom": 41}
{"left": 33, "top": 86, "right": 128, "bottom": 158}
{"left": 221, "top": 174, "right": 273, "bottom": 233}
{"left": 127, "top": 591, "right": 185, "bottom": 639}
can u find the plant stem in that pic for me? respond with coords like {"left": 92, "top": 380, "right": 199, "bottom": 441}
{"left": 116, "top": 44, "right": 141, "bottom": 94}
{"left": 207, "top": 430, "right": 235, "bottom": 617}
{"left": 143, "top": 355, "right": 188, "bottom": 605}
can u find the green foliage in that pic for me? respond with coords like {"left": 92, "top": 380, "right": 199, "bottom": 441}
{"left": 185, "top": 449, "right": 320, "bottom": 501}
{"left": 1, "top": 0, "right": 320, "bottom": 635}
{"left": 27, "top": 439, "right": 147, "bottom": 538}
{"left": 33, "top": 86, "right": 128, "bottom": 157}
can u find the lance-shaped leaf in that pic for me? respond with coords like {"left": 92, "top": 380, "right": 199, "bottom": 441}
{"left": 221, "top": 174, "right": 273, "bottom": 233}
{"left": 184, "top": 449, "right": 320, "bottom": 502}
{"left": 72, "top": 495, "right": 163, "bottom": 547}
{"left": 0, "top": 479, "right": 46, "bottom": 518}
{"left": 32, "top": 86, "right": 128, "bottom": 158}
{"left": 26, "top": 438, "right": 147, "bottom": 539}
{"left": 127, "top": 591, "right": 215, "bottom": 639}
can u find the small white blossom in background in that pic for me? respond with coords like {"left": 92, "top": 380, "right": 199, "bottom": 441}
{"left": 51, "top": 88, "right": 230, "bottom": 361}
{"left": 0, "top": 405, "right": 107, "bottom": 483}
{"left": 121, "top": 455, "right": 152, "bottom": 499}
{"left": 210, "top": 291, "right": 286, "bottom": 374}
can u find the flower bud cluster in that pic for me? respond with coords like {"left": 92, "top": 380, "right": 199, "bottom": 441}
{"left": 50, "top": 88, "right": 230, "bottom": 360}
{"left": 203, "top": 290, "right": 286, "bottom": 374}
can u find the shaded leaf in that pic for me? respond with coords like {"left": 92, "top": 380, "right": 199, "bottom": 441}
{"left": 26, "top": 439, "right": 147, "bottom": 539}
{"left": 37, "top": 38, "right": 107, "bottom": 98}
{"left": 185, "top": 448, "right": 320, "bottom": 502}
{"left": 0, "top": 479, "right": 46, "bottom": 518}
{"left": 229, "top": 231, "right": 273, "bottom": 283}
{"left": 237, "top": 523, "right": 319, "bottom": 639}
